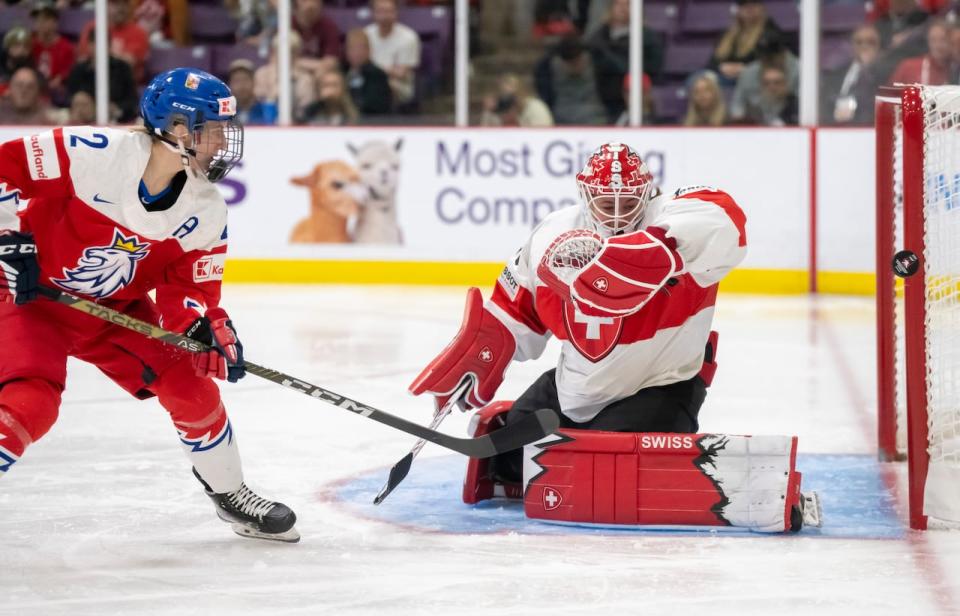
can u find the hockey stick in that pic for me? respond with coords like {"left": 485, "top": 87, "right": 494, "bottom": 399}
{"left": 36, "top": 286, "right": 559, "bottom": 458}
{"left": 373, "top": 380, "right": 470, "bottom": 505}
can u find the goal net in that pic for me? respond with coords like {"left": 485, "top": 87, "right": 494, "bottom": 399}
{"left": 875, "top": 85, "right": 960, "bottom": 530}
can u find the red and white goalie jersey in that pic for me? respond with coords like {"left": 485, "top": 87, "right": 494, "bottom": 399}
{"left": 490, "top": 185, "right": 747, "bottom": 422}
{"left": 0, "top": 126, "right": 227, "bottom": 331}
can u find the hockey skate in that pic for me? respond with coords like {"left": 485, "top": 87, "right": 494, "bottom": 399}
{"left": 194, "top": 468, "right": 300, "bottom": 543}
{"left": 790, "top": 491, "right": 823, "bottom": 532}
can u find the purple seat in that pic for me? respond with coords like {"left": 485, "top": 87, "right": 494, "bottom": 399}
{"left": 680, "top": 3, "right": 734, "bottom": 36}
{"left": 211, "top": 44, "right": 268, "bottom": 79}
{"left": 146, "top": 46, "right": 213, "bottom": 79}
{"left": 766, "top": 2, "right": 799, "bottom": 32}
{"left": 58, "top": 8, "right": 92, "bottom": 41}
{"left": 0, "top": 6, "right": 30, "bottom": 35}
{"left": 662, "top": 41, "right": 715, "bottom": 77}
{"left": 822, "top": 4, "right": 868, "bottom": 34}
{"left": 400, "top": 6, "right": 452, "bottom": 47}
{"left": 325, "top": 7, "right": 372, "bottom": 34}
{"left": 651, "top": 85, "right": 687, "bottom": 123}
{"left": 645, "top": 3, "right": 681, "bottom": 35}
{"left": 190, "top": 5, "right": 237, "bottom": 44}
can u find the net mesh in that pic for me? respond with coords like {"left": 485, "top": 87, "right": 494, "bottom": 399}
{"left": 893, "top": 103, "right": 908, "bottom": 457}
{"left": 917, "top": 86, "right": 960, "bottom": 522}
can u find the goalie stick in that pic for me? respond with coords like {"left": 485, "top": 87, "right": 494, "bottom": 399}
{"left": 36, "top": 286, "right": 559, "bottom": 458}
{"left": 373, "top": 380, "right": 471, "bottom": 505}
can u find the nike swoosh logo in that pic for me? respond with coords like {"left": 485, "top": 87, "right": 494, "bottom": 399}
{"left": 92, "top": 193, "right": 113, "bottom": 204}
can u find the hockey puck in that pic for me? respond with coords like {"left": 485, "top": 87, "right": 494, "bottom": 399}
{"left": 892, "top": 250, "right": 920, "bottom": 278}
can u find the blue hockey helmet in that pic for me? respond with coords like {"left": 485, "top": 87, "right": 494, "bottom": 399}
{"left": 140, "top": 67, "right": 243, "bottom": 182}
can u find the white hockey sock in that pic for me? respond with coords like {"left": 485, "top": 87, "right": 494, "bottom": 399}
{"left": 175, "top": 403, "right": 243, "bottom": 494}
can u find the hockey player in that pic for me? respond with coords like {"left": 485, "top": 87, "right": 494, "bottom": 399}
{"left": 411, "top": 141, "right": 747, "bottom": 494}
{"left": 0, "top": 68, "right": 299, "bottom": 542}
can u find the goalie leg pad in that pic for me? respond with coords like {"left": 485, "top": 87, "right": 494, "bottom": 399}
{"left": 463, "top": 401, "right": 523, "bottom": 504}
{"left": 523, "top": 429, "right": 807, "bottom": 533}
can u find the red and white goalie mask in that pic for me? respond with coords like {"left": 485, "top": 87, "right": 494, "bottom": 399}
{"left": 576, "top": 142, "right": 654, "bottom": 236}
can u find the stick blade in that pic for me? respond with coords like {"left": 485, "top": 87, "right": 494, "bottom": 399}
{"left": 484, "top": 408, "right": 560, "bottom": 456}
{"left": 373, "top": 452, "right": 414, "bottom": 505}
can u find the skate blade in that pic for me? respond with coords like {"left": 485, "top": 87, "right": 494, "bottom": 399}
{"left": 230, "top": 522, "right": 301, "bottom": 543}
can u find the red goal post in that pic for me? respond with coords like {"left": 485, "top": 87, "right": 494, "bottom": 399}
{"left": 875, "top": 85, "right": 960, "bottom": 530}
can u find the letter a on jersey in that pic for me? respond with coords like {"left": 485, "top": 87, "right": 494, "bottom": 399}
{"left": 562, "top": 303, "right": 624, "bottom": 362}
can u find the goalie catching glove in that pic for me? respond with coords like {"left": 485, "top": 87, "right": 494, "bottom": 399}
{"left": 409, "top": 287, "right": 516, "bottom": 411}
{"left": 0, "top": 230, "right": 39, "bottom": 305}
{"left": 185, "top": 307, "right": 246, "bottom": 383}
{"left": 537, "top": 226, "right": 682, "bottom": 317}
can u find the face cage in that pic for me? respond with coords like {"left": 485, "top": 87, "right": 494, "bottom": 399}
{"left": 577, "top": 180, "right": 653, "bottom": 235}
{"left": 195, "top": 119, "right": 243, "bottom": 183}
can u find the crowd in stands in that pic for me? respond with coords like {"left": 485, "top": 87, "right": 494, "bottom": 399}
{"left": 0, "top": 0, "right": 959, "bottom": 127}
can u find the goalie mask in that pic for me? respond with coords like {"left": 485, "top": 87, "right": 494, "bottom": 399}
{"left": 576, "top": 142, "right": 654, "bottom": 235}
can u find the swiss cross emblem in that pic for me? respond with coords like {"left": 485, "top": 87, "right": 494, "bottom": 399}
{"left": 478, "top": 346, "right": 493, "bottom": 363}
{"left": 562, "top": 303, "right": 623, "bottom": 362}
{"left": 593, "top": 277, "right": 608, "bottom": 292}
{"left": 542, "top": 486, "right": 562, "bottom": 511}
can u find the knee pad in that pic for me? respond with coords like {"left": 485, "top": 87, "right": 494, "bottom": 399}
{"left": 152, "top": 359, "right": 222, "bottom": 427}
{"left": 0, "top": 378, "right": 63, "bottom": 445}
{"left": 463, "top": 401, "right": 523, "bottom": 504}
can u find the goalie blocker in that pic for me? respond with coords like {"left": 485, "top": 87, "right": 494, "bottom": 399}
{"left": 465, "top": 403, "right": 821, "bottom": 533}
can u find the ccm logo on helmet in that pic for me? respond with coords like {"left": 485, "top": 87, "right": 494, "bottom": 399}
{"left": 172, "top": 102, "right": 196, "bottom": 112}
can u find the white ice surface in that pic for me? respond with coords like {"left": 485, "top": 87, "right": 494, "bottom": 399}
{"left": 1, "top": 286, "right": 958, "bottom": 616}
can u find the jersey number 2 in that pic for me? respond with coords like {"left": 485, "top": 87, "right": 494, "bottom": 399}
{"left": 69, "top": 133, "right": 109, "bottom": 149}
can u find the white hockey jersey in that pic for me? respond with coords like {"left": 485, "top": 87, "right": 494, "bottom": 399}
{"left": 489, "top": 186, "right": 748, "bottom": 422}
{"left": 0, "top": 126, "right": 228, "bottom": 332}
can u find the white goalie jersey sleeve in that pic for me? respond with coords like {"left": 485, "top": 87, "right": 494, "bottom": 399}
{"left": 645, "top": 186, "right": 748, "bottom": 287}
{"left": 488, "top": 238, "right": 553, "bottom": 363}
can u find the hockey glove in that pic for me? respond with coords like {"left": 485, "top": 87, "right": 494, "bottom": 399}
{"left": 185, "top": 307, "right": 246, "bottom": 383}
{"left": 0, "top": 230, "right": 39, "bottom": 305}
{"left": 409, "top": 287, "right": 516, "bottom": 411}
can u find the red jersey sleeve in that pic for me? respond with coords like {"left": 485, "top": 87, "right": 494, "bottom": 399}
{"left": 0, "top": 129, "right": 75, "bottom": 231}
{"left": 155, "top": 245, "right": 227, "bottom": 333}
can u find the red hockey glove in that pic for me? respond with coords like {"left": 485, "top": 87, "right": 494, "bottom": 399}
{"left": 409, "top": 287, "right": 516, "bottom": 411}
{"left": 539, "top": 227, "right": 682, "bottom": 317}
{"left": 0, "top": 230, "right": 39, "bottom": 305}
{"left": 185, "top": 307, "right": 246, "bottom": 383}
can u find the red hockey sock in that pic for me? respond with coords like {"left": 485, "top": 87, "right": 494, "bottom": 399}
{"left": 0, "top": 378, "right": 63, "bottom": 473}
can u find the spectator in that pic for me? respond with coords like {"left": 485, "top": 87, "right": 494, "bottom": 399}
{"left": 480, "top": 73, "right": 553, "bottom": 127}
{"left": 228, "top": 59, "right": 277, "bottom": 125}
{"left": 615, "top": 72, "right": 654, "bottom": 126}
{"left": 65, "top": 54, "right": 139, "bottom": 122}
{"left": 30, "top": 1, "right": 74, "bottom": 105}
{"left": 587, "top": 0, "right": 665, "bottom": 122}
{"left": 729, "top": 31, "right": 798, "bottom": 122}
{"left": 133, "top": 0, "right": 189, "bottom": 47}
{"left": 683, "top": 71, "right": 727, "bottom": 127}
{"left": 293, "top": 0, "right": 341, "bottom": 62}
{"left": 68, "top": 89, "right": 96, "bottom": 124}
{"left": 0, "top": 66, "right": 55, "bottom": 125}
{"left": 875, "top": 0, "right": 929, "bottom": 49}
{"left": 364, "top": 0, "right": 421, "bottom": 106}
{"left": 743, "top": 65, "right": 797, "bottom": 126}
{"left": 535, "top": 36, "right": 606, "bottom": 125}
{"left": 77, "top": 0, "right": 150, "bottom": 83}
{"left": 707, "top": 0, "right": 783, "bottom": 85}
{"left": 254, "top": 30, "right": 318, "bottom": 122}
{"left": 821, "top": 25, "right": 881, "bottom": 126}
{"left": 888, "top": 20, "right": 953, "bottom": 86}
{"left": 532, "top": 0, "right": 576, "bottom": 40}
{"left": 301, "top": 69, "right": 358, "bottom": 126}
{"left": 0, "top": 27, "right": 34, "bottom": 94}
{"left": 343, "top": 28, "right": 392, "bottom": 115}
{"left": 229, "top": 0, "right": 279, "bottom": 54}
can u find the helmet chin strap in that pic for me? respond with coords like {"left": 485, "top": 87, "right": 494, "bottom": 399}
{"left": 156, "top": 130, "right": 201, "bottom": 178}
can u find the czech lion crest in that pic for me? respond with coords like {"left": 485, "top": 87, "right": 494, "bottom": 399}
{"left": 53, "top": 229, "right": 150, "bottom": 298}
